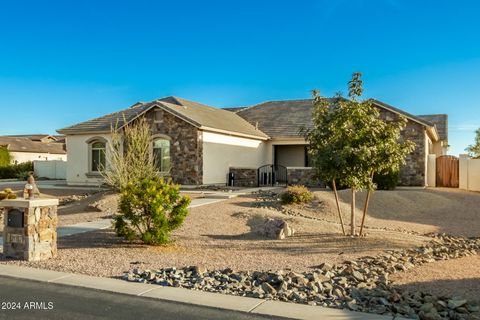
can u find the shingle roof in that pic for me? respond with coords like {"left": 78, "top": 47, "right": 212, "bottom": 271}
{"left": 0, "top": 137, "right": 66, "bottom": 154}
{"left": 57, "top": 97, "right": 268, "bottom": 139}
{"left": 57, "top": 103, "right": 154, "bottom": 135}
{"left": 417, "top": 114, "right": 448, "bottom": 141}
{"left": 237, "top": 98, "right": 439, "bottom": 139}
{"left": 236, "top": 99, "right": 320, "bottom": 138}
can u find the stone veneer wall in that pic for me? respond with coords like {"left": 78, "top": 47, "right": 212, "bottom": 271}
{"left": 146, "top": 109, "right": 203, "bottom": 185}
{"left": 229, "top": 168, "right": 258, "bottom": 187}
{"left": 377, "top": 108, "right": 427, "bottom": 186}
{"left": 287, "top": 168, "right": 324, "bottom": 187}
{"left": 3, "top": 205, "right": 57, "bottom": 261}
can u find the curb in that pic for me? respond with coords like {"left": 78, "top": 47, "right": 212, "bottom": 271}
{"left": 0, "top": 265, "right": 392, "bottom": 320}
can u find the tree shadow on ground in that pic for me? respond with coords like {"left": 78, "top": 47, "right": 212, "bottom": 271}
{"left": 319, "top": 188, "right": 480, "bottom": 237}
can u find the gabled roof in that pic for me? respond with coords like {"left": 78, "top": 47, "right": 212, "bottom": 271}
{"left": 236, "top": 98, "right": 440, "bottom": 140}
{"left": 0, "top": 136, "right": 66, "bottom": 154}
{"left": 7, "top": 134, "right": 64, "bottom": 143}
{"left": 370, "top": 99, "right": 434, "bottom": 127}
{"left": 57, "top": 96, "right": 268, "bottom": 140}
{"left": 417, "top": 114, "right": 448, "bottom": 141}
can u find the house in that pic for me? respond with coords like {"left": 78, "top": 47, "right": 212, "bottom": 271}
{"left": 57, "top": 96, "right": 448, "bottom": 187}
{"left": 0, "top": 135, "right": 67, "bottom": 164}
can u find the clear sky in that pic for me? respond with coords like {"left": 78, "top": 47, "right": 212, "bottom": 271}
{"left": 0, "top": 0, "right": 479, "bottom": 155}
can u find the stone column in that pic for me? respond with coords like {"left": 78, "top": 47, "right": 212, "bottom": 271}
{"left": 1, "top": 198, "right": 59, "bottom": 261}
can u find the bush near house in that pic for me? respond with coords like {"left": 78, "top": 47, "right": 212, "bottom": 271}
{"left": 373, "top": 170, "right": 400, "bottom": 190}
{"left": 114, "top": 178, "right": 191, "bottom": 245}
{"left": 0, "top": 147, "right": 11, "bottom": 167}
{"left": 0, "top": 162, "right": 34, "bottom": 179}
{"left": 280, "top": 185, "right": 313, "bottom": 204}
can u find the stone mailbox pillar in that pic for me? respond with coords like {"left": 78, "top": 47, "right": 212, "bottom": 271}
{"left": 1, "top": 198, "right": 59, "bottom": 261}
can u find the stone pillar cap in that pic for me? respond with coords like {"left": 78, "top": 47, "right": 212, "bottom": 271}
{"left": 0, "top": 198, "right": 59, "bottom": 208}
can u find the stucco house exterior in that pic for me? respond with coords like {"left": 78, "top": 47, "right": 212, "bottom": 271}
{"left": 0, "top": 135, "right": 67, "bottom": 164}
{"left": 57, "top": 96, "right": 448, "bottom": 187}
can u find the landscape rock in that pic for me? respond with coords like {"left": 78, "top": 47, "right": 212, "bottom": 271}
{"left": 123, "top": 232, "right": 480, "bottom": 320}
{"left": 263, "top": 218, "right": 295, "bottom": 240}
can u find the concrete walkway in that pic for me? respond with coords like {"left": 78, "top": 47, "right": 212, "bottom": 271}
{"left": 0, "top": 264, "right": 393, "bottom": 320}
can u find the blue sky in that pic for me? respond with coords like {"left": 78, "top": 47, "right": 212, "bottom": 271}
{"left": 0, "top": 0, "right": 479, "bottom": 155}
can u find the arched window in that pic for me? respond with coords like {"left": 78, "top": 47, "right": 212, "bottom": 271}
{"left": 153, "top": 138, "right": 171, "bottom": 173}
{"left": 90, "top": 140, "right": 106, "bottom": 172}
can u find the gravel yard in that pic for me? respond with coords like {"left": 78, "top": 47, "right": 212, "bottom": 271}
{"left": 0, "top": 195, "right": 429, "bottom": 277}
{"left": 293, "top": 187, "right": 480, "bottom": 237}
{"left": 1, "top": 186, "right": 479, "bottom": 316}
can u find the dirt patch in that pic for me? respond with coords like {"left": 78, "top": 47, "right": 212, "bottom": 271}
{"left": 0, "top": 196, "right": 429, "bottom": 277}
{"left": 391, "top": 255, "right": 480, "bottom": 304}
{"left": 288, "top": 188, "right": 480, "bottom": 237}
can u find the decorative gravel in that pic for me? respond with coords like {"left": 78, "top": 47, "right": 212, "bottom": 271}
{"left": 125, "top": 234, "right": 480, "bottom": 319}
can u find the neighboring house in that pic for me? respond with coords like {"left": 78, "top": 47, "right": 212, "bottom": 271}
{"left": 0, "top": 135, "right": 67, "bottom": 164}
{"left": 57, "top": 96, "right": 448, "bottom": 187}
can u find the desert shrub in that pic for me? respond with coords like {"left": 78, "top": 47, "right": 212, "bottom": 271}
{"left": 0, "top": 162, "right": 33, "bottom": 179}
{"left": 373, "top": 170, "right": 400, "bottom": 190}
{"left": 0, "top": 148, "right": 11, "bottom": 166}
{"left": 280, "top": 185, "right": 313, "bottom": 204}
{"left": 101, "top": 117, "right": 167, "bottom": 191}
{"left": 114, "top": 178, "right": 191, "bottom": 245}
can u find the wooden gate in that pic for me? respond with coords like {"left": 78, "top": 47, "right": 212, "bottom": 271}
{"left": 436, "top": 155, "right": 459, "bottom": 187}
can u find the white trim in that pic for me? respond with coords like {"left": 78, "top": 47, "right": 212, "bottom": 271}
{"left": 200, "top": 127, "right": 268, "bottom": 141}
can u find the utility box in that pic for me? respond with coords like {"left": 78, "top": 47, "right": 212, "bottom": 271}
{"left": 1, "top": 198, "right": 59, "bottom": 261}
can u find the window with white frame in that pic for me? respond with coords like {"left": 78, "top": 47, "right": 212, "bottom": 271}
{"left": 90, "top": 141, "right": 106, "bottom": 172}
{"left": 153, "top": 138, "right": 171, "bottom": 173}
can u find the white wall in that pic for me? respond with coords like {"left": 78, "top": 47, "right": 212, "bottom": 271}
{"left": 10, "top": 152, "right": 66, "bottom": 164}
{"left": 459, "top": 154, "right": 480, "bottom": 192}
{"left": 202, "top": 131, "right": 269, "bottom": 184}
{"left": 427, "top": 154, "right": 436, "bottom": 187}
{"left": 65, "top": 134, "right": 111, "bottom": 186}
{"left": 34, "top": 160, "right": 67, "bottom": 179}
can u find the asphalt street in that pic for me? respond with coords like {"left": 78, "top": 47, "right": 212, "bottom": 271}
{"left": 0, "top": 276, "right": 288, "bottom": 320}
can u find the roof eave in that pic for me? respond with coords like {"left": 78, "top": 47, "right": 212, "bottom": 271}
{"left": 199, "top": 126, "right": 269, "bottom": 140}
{"left": 371, "top": 99, "right": 434, "bottom": 127}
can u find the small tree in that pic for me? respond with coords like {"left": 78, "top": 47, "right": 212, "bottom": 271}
{"left": 0, "top": 147, "right": 11, "bottom": 167}
{"left": 303, "top": 72, "right": 415, "bottom": 236}
{"left": 466, "top": 128, "right": 480, "bottom": 159}
{"left": 101, "top": 116, "right": 164, "bottom": 191}
{"left": 115, "top": 178, "right": 191, "bottom": 245}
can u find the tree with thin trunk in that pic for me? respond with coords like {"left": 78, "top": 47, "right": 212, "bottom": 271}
{"left": 466, "top": 128, "right": 480, "bottom": 159}
{"left": 302, "top": 72, "right": 415, "bottom": 236}
{"left": 101, "top": 116, "right": 165, "bottom": 191}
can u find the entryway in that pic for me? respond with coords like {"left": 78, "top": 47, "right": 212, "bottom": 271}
{"left": 257, "top": 164, "right": 287, "bottom": 187}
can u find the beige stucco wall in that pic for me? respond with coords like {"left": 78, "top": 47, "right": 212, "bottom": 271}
{"left": 65, "top": 134, "right": 112, "bottom": 186}
{"left": 427, "top": 154, "right": 436, "bottom": 187}
{"left": 202, "top": 131, "right": 268, "bottom": 185}
{"left": 10, "top": 151, "right": 66, "bottom": 164}
{"left": 459, "top": 154, "right": 480, "bottom": 192}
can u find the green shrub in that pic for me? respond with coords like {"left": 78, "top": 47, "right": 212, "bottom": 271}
{"left": 114, "top": 178, "right": 191, "bottom": 245}
{"left": 0, "top": 148, "right": 11, "bottom": 167}
{"left": 0, "top": 162, "right": 34, "bottom": 179}
{"left": 280, "top": 185, "right": 313, "bottom": 204}
{"left": 373, "top": 170, "right": 400, "bottom": 190}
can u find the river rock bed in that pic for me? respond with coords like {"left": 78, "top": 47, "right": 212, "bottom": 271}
{"left": 124, "top": 234, "right": 480, "bottom": 319}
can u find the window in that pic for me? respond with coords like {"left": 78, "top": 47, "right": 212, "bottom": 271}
{"left": 91, "top": 141, "right": 106, "bottom": 172}
{"left": 153, "top": 138, "right": 171, "bottom": 173}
